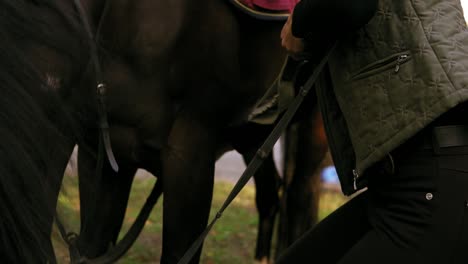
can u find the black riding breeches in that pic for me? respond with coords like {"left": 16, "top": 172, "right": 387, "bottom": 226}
{"left": 276, "top": 125, "right": 468, "bottom": 264}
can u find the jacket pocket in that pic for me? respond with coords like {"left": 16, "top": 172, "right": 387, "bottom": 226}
{"left": 350, "top": 51, "right": 412, "bottom": 81}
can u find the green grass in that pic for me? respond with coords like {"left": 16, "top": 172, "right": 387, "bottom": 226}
{"left": 54, "top": 176, "right": 347, "bottom": 264}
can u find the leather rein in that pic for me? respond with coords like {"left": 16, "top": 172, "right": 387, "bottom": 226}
{"left": 73, "top": 0, "right": 118, "bottom": 172}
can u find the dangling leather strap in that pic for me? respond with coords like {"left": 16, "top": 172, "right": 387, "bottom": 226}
{"left": 73, "top": 0, "right": 119, "bottom": 172}
{"left": 80, "top": 180, "right": 163, "bottom": 264}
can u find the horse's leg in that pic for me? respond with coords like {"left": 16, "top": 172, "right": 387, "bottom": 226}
{"left": 77, "top": 144, "right": 137, "bottom": 258}
{"left": 241, "top": 150, "right": 281, "bottom": 264}
{"left": 276, "top": 105, "right": 328, "bottom": 257}
{"left": 229, "top": 122, "right": 281, "bottom": 263}
{"left": 161, "top": 115, "right": 217, "bottom": 264}
{"left": 45, "top": 135, "right": 77, "bottom": 261}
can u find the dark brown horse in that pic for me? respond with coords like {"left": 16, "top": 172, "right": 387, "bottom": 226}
{"left": 74, "top": 1, "right": 328, "bottom": 263}
{"left": 75, "top": 2, "right": 286, "bottom": 262}
{"left": 0, "top": 0, "right": 324, "bottom": 262}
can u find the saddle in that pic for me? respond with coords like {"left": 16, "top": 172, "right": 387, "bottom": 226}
{"left": 248, "top": 56, "right": 307, "bottom": 125}
{"left": 227, "top": 0, "right": 303, "bottom": 124}
{"left": 228, "top": 0, "right": 298, "bottom": 21}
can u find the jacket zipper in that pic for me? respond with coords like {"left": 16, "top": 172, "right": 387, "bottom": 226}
{"left": 314, "top": 72, "right": 349, "bottom": 194}
{"left": 349, "top": 53, "right": 410, "bottom": 191}
{"left": 352, "top": 169, "right": 359, "bottom": 191}
{"left": 319, "top": 99, "right": 362, "bottom": 194}
{"left": 394, "top": 54, "right": 408, "bottom": 73}
{"left": 351, "top": 52, "right": 411, "bottom": 80}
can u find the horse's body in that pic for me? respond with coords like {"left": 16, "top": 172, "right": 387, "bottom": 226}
{"left": 75, "top": 1, "right": 328, "bottom": 263}
{"left": 76, "top": 2, "right": 288, "bottom": 263}
{"left": 0, "top": 0, "right": 325, "bottom": 263}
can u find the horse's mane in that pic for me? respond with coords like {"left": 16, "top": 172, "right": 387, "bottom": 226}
{"left": 0, "top": 1, "right": 87, "bottom": 262}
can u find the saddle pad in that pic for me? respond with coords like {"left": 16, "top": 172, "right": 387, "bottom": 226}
{"left": 242, "top": 0, "right": 298, "bottom": 11}
{"left": 228, "top": 0, "right": 297, "bottom": 21}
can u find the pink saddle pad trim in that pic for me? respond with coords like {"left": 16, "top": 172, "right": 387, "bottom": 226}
{"left": 241, "top": 0, "right": 299, "bottom": 12}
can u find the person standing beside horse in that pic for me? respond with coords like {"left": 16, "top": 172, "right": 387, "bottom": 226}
{"left": 278, "top": 0, "right": 468, "bottom": 263}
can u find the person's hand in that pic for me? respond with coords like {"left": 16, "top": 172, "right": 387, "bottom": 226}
{"left": 280, "top": 15, "right": 305, "bottom": 56}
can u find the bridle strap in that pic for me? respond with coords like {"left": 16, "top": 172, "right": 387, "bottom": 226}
{"left": 73, "top": 0, "right": 119, "bottom": 172}
{"left": 177, "top": 43, "right": 337, "bottom": 264}
{"left": 56, "top": 179, "right": 163, "bottom": 264}
{"left": 55, "top": 1, "right": 159, "bottom": 263}
{"left": 80, "top": 180, "right": 163, "bottom": 264}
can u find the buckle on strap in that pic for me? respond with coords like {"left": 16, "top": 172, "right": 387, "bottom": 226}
{"left": 433, "top": 125, "right": 468, "bottom": 148}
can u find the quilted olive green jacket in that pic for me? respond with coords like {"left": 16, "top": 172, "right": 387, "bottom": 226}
{"left": 317, "top": 0, "right": 468, "bottom": 195}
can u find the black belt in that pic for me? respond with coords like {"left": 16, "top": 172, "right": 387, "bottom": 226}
{"left": 372, "top": 125, "right": 468, "bottom": 176}
{"left": 433, "top": 125, "right": 468, "bottom": 148}
{"left": 393, "top": 125, "right": 468, "bottom": 157}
